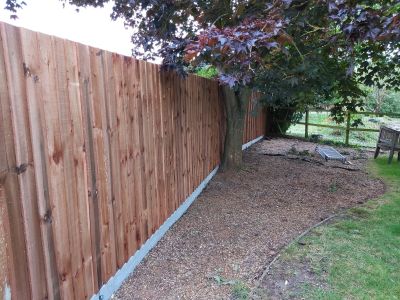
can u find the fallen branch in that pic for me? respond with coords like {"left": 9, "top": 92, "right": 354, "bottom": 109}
{"left": 329, "top": 165, "right": 361, "bottom": 172}
{"left": 262, "top": 153, "right": 286, "bottom": 157}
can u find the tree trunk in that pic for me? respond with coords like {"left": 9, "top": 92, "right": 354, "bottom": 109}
{"left": 265, "top": 106, "right": 295, "bottom": 136}
{"left": 221, "top": 86, "right": 250, "bottom": 171}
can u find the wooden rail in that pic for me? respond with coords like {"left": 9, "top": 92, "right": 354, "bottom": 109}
{"left": 300, "top": 109, "right": 399, "bottom": 145}
{"left": 0, "top": 22, "right": 266, "bottom": 299}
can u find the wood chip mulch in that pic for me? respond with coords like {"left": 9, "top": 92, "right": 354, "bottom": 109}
{"left": 114, "top": 138, "right": 385, "bottom": 300}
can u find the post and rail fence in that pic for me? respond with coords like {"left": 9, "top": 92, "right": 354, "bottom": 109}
{"left": 296, "top": 109, "right": 400, "bottom": 146}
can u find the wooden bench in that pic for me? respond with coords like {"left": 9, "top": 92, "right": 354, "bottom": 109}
{"left": 374, "top": 124, "right": 400, "bottom": 164}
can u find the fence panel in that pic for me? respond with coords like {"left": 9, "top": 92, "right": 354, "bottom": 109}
{"left": 0, "top": 21, "right": 266, "bottom": 299}
{"left": 243, "top": 94, "right": 266, "bottom": 144}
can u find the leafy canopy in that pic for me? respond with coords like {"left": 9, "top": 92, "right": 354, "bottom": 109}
{"left": 5, "top": 0, "right": 400, "bottom": 119}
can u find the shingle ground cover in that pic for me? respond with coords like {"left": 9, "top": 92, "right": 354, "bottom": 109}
{"left": 115, "top": 138, "right": 384, "bottom": 300}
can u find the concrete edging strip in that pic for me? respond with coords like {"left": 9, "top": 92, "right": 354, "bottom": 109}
{"left": 242, "top": 135, "right": 264, "bottom": 151}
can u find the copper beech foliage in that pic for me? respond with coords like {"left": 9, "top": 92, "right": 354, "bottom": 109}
{"left": 184, "top": 14, "right": 290, "bottom": 87}
{"left": 181, "top": 0, "right": 400, "bottom": 88}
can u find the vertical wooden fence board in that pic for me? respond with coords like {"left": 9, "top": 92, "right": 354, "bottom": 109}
{"left": 195, "top": 77, "right": 200, "bottom": 187}
{"left": 203, "top": 78, "right": 210, "bottom": 180}
{"left": 0, "top": 24, "right": 31, "bottom": 300}
{"left": 158, "top": 70, "right": 169, "bottom": 223}
{"left": 160, "top": 70, "right": 174, "bottom": 217}
{"left": 19, "top": 27, "right": 61, "bottom": 300}
{"left": 152, "top": 64, "right": 166, "bottom": 227}
{"left": 120, "top": 56, "right": 136, "bottom": 262}
{"left": 172, "top": 72, "right": 180, "bottom": 209}
{"left": 181, "top": 76, "right": 186, "bottom": 203}
{"left": 130, "top": 59, "right": 147, "bottom": 247}
{"left": 146, "top": 63, "right": 159, "bottom": 233}
{"left": 210, "top": 83, "right": 214, "bottom": 166}
{"left": 213, "top": 84, "right": 219, "bottom": 166}
{"left": 175, "top": 75, "right": 184, "bottom": 206}
{"left": 153, "top": 63, "right": 162, "bottom": 229}
{"left": 192, "top": 77, "right": 198, "bottom": 190}
{"left": 185, "top": 78, "right": 191, "bottom": 199}
{"left": 208, "top": 80, "right": 214, "bottom": 171}
{"left": 2, "top": 24, "right": 48, "bottom": 299}
{"left": 198, "top": 77, "right": 204, "bottom": 187}
{"left": 138, "top": 60, "right": 151, "bottom": 239}
{"left": 199, "top": 78, "right": 208, "bottom": 183}
{"left": 106, "top": 52, "right": 124, "bottom": 269}
{"left": 169, "top": 72, "right": 176, "bottom": 209}
{"left": 188, "top": 79, "right": 196, "bottom": 199}
{"left": 167, "top": 71, "right": 174, "bottom": 209}
{"left": 64, "top": 39, "right": 97, "bottom": 297}
{"left": 201, "top": 78, "right": 206, "bottom": 180}
{"left": 121, "top": 58, "right": 134, "bottom": 256}
{"left": 199, "top": 79, "right": 204, "bottom": 181}
{"left": 196, "top": 77, "right": 201, "bottom": 188}
{"left": 213, "top": 84, "right": 219, "bottom": 167}
{"left": 89, "top": 48, "right": 117, "bottom": 284}
{"left": 0, "top": 185, "right": 9, "bottom": 298}
{"left": 154, "top": 65, "right": 167, "bottom": 226}
{"left": 0, "top": 96, "right": 6, "bottom": 174}
{"left": 210, "top": 83, "right": 216, "bottom": 167}
{"left": 35, "top": 32, "right": 75, "bottom": 299}
{"left": 191, "top": 78, "right": 196, "bottom": 194}
{"left": 209, "top": 82, "right": 215, "bottom": 168}
{"left": 76, "top": 43, "right": 101, "bottom": 291}
{"left": 146, "top": 61, "right": 157, "bottom": 233}
{"left": 174, "top": 76, "right": 180, "bottom": 206}
{"left": 205, "top": 80, "right": 210, "bottom": 176}
{"left": 122, "top": 57, "right": 138, "bottom": 257}
{"left": 176, "top": 74, "right": 182, "bottom": 206}
{"left": 168, "top": 72, "right": 175, "bottom": 214}
{"left": 154, "top": 64, "right": 162, "bottom": 228}
{"left": 2, "top": 174, "right": 32, "bottom": 299}
{"left": 115, "top": 54, "right": 130, "bottom": 264}
{"left": 101, "top": 51, "right": 118, "bottom": 281}
{"left": 53, "top": 37, "right": 87, "bottom": 300}
{"left": 204, "top": 79, "right": 209, "bottom": 173}
{"left": 196, "top": 77, "right": 200, "bottom": 184}
{"left": 207, "top": 80, "right": 212, "bottom": 174}
{"left": 184, "top": 78, "right": 189, "bottom": 198}
{"left": 194, "top": 77, "right": 200, "bottom": 187}
{"left": 202, "top": 78, "right": 207, "bottom": 184}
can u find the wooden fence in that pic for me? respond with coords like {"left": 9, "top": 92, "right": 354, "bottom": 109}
{"left": 0, "top": 22, "right": 266, "bottom": 299}
{"left": 298, "top": 109, "right": 400, "bottom": 145}
{"left": 243, "top": 98, "right": 266, "bottom": 144}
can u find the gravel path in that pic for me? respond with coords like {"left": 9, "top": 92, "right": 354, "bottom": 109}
{"left": 115, "top": 138, "right": 384, "bottom": 300}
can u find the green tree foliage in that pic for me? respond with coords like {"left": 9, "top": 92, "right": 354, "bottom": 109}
{"left": 363, "top": 86, "right": 400, "bottom": 114}
{"left": 196, "top": 65, "right": 218, "bottom": 79}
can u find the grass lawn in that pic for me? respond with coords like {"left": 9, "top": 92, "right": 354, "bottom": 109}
{"left": 263, "top": 157, "right": 400, "bottom": 299}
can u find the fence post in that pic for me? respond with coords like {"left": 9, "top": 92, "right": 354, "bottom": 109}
{"left": 305, "top": 109, "right": 309, "bottom": 139}
{"left": 345, "top": 111, "right": 351, "bottom": 146}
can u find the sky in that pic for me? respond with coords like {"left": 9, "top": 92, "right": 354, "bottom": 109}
{"left": 0, "top": 0, "right": 135, "bottom": 57}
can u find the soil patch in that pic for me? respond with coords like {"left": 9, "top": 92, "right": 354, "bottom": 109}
{"left": 115, "top": 138, "right": 384, "bottom": 300}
